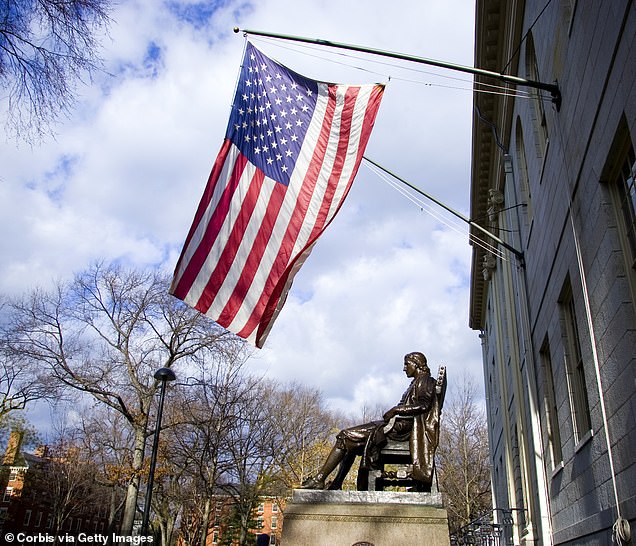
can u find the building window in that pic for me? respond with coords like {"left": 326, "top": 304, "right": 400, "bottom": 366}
{"left": 608, "top": 129, "right": 636, "bottom": 270}
{"left": 46, "top": 514, "right": 53, "bottom": 529}
{"left": 213, "top": 531, "right": 219, "bottom": 544}
{"left": 8, "top": 469, "right": 18, "bottom": 481}
{"left": 24, "top": 509, "right": 32, "bottom": 526}
{"left": 271, "top": 516, "right": 278, "bottom": 529}
{"left": 34, "top": 511, "right": 42, "bottom": 528}
{"left": 272, "top": 503, "right": 278, "bottom": 513}
{"left": 511, "top": 425, "right": 527, "bottom": 532}
{"left": 560, "top": 278, "right": 592, "bottom": 443}
{"left": 525, "top": 33, "right": 549, "bottom": 160}
{"left": 515, "top": 118, "right": 533, "bottom": 226}
{"left": 270, "top": 535, "right": 277, "bottom": 545}
{"left": 616, "top": 157, "right": 636, "bottom": 265}
{"left": 540, "top": 338, "right": 563, "bottom": 468}
{"left": 3, "top": 487, "right": 13, "bottom": 502}
{"left": 257, "top": 516, "right": 263, "bottom": 529}
{"left": 257, "top": 503, "right": 264, "bottom": 513}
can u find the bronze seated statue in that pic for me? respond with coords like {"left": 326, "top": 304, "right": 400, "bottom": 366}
{"left": 301, "top": 352, "right": 446, "bottom": 492}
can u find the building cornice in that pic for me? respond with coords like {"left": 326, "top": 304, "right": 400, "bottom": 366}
{"left": 469, "top": 0, "right": 524, "bottom": 329}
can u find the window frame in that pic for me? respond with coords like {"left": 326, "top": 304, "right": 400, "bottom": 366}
{"left": 539, "top": 338, "right": 563, "bottom": 470}
{"left": 2, "top": 487, "right": 13, "bottom": 502}
{"left": 559, "top": 279, "right": 593, "bottom": 445}
{"left": 601, "top": 116, "right": 636, "bottom": 320}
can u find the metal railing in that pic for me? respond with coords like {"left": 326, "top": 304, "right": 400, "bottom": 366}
{"left": 450, "top": 509, "right": 524, "bottom": 546}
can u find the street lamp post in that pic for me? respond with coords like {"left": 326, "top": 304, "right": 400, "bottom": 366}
{"left": 141, "top": 367, "right": 176, "bottom": 535}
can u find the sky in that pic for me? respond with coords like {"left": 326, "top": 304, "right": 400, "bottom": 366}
{"left": 1, "top": 0, "right": 482, "bottom": 420}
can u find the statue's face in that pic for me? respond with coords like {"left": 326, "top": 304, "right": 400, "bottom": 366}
{"left": 404, "top": 355, "right": 430, "bottom": 378}
{"left": 403, "top": 358, "right": 418, "bottom": 377}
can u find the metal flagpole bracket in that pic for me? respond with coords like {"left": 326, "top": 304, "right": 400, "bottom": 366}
{"left": 363, "top": 156, "right": 525, "bottom": 261}
{"left": 233, "top": 27, "right": 562, "bottom": 111}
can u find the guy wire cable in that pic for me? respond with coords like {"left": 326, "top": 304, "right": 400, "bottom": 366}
{"left": 363, "top": 160, "right": 509, "bottom": 263}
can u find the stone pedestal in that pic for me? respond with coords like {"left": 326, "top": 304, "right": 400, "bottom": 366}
{"left": 281, "top": 490, "right": 450, "bottom": 546}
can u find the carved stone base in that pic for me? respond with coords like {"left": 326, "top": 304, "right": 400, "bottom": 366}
{"left": 281, "top": 490, "right": 450, "bottom": 546}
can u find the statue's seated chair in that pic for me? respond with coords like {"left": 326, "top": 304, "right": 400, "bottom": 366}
{"left": 357, "top": 366, "right": 447, "bottom": 492}
{"left": 358, "top": 439, "right": 437, "bottom": 492}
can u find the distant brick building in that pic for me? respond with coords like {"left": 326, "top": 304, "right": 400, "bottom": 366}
{"left": 0, "top": 431, "right": 117, "bottom": 538}
{"left": 253, "top": 497, "right": 282, "bottom": 546}
{"left": 181, "top": 493, "right": 283, "bottom": 546}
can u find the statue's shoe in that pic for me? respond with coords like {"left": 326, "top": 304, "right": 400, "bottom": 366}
{"left": 299, "top": 476, "right": 325, "bottom": 489}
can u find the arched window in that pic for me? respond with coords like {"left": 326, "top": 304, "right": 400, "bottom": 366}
{"left": 525, "top": 33, "right": 549, "bottom": 160}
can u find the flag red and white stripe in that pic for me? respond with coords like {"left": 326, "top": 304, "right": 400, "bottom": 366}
{"left": 170, "top": 43, "right": 384, "bottom": 347}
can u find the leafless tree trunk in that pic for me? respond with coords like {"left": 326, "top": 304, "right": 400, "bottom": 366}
{"left": 120, "top": 365, "right": 343, "bottom": 544}
{"left": 198, "top": 497, "right": 213, "bottom": 546}
{"left": 121, "top": 428, "right": 147, "bottom": 535}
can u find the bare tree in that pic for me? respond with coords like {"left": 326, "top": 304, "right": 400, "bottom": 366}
{"left": 265, "top": 382, "right": 342, "bottom": 490}
{"left": 42, "top": 432, "right": 102, "bottom": 541}
{"left": 78, "top": 405, "right": 131, "bottom": 543}
{"left": 158, "top": 356, "right": 255, "bottom": 546}
{"left": 148, "top": 439, "right": 185, "bottom": 546}
{"left": 0, "top": 352, "right": 51, "bottom": 419}
{"left": 2, "top": 261, "right": 242, "bottom": 535}
{"left": 213, "top": 380, "right": 342, "bottom": 545}
{"left": 0, "top": 0, "right": 112, "bottom": 140}
{"left": 145, "top": 368, "right": 341, "bottom": 545}
{"left": 218, "top": 378, "right": 280, "bottom": 546}
{"left": 0, "top": 297, "right": 56, "bottom": 420}
{"left": 436, "top": 373, "right": 492, "bottom": 534}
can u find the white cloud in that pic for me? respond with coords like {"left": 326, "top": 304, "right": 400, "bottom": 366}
{"left": 2, "top": 0, "right": 483, "bottom": 422}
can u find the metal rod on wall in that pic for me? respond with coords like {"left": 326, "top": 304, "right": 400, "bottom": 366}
{"left": 233, "top": 27, "right": 562, "bottom": 109}
{"left": 363, "top": 156, "right": 524, "bottom": 260}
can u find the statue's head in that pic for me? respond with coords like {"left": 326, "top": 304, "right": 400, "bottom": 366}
{"left": 404, "top": 352, "right": 429, "bottom": 373}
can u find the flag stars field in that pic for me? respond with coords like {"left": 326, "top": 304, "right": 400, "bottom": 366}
{"left": 228, "top": 46, "right": 320, "bottom": 186}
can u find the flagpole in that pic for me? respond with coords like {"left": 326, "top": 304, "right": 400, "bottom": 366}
{"left": 233, "top": 27, "right": 561, "bottom": 110}
{"left": 363, "top": 156, "right": 524, "bottom": 260}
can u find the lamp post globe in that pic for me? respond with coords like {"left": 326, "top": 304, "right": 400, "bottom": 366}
{"left": 154, "top": 367, "right": 176, "bottom": 382}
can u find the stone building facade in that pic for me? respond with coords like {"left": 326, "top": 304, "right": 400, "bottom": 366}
{"left": 469, "top": 1, "right": 635, "bottom": 545}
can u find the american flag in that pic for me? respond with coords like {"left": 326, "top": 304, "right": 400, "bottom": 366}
{"left": 170, "top": 42, "right": 384, "bottom": 347}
